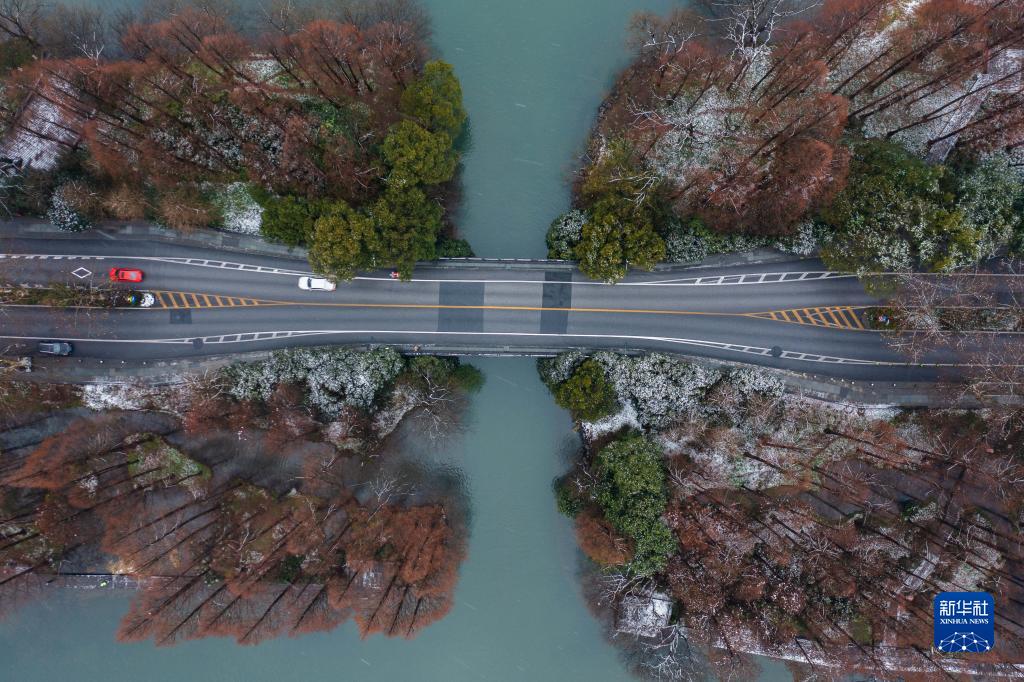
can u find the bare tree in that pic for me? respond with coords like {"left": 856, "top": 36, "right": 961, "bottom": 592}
{"left": 884, "top": 266, "right": 1024, "bottom": 401}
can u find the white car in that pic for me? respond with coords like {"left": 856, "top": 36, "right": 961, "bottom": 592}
{"left": 298, "top": 276, "right": 336, "bottom": 291}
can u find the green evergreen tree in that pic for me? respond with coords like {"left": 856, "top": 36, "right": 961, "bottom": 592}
{"left": 308, "top": 201, "right": 379, "bottom": 280}
{"left": 370, "top": 184, "right": 442, "bottom": 278}
{"left": 819, "top": 140, "right": 986, "bottom": 273}
{"left": 574, "top": 140, "right": 666, "bottom": 282}
{"left": 554, "top": 358, "right": 618, "bottom": 421}
{"left": 400, "top": 61, "right": 467, "bottom": 139}
{"left": 595, "top": 434, "right": 675, "bottom": 576}
{"left": 575, "top": 196, "right": 665, "bottom": 282}
{"left": 260, "top": 195, "right": 324, "bottom": 247}
{"left": 382, "top": 121, "right": 458, "bottom": 186}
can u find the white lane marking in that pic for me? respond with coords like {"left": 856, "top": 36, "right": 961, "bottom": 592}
{"left": 0, "top": 329, "right": 963, "bottom": 367}
{"left": 353, "top": 272, "right": 855, "bottom": 287}
{"left": 0, "top": 254, "right": 312, "bottom": 277}
{"left": 624, "top": 271, "right": 852, "bottom": 286}
{"left": 2, "top": 254, "right": 854, "bottom": 287}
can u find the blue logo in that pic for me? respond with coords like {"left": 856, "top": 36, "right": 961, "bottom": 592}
{"left": 934, "top": 592, "right": 994, "bottom": 653}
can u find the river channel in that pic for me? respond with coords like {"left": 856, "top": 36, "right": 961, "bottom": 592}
{"left": 0, "top": 1, "right": 796, "bottom": 679}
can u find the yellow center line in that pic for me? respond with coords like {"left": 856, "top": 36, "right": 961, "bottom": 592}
{"left": 137, "top": 291, "right": 878, "bottom": 330}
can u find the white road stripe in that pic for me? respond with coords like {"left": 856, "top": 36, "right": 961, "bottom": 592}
{"left": 2, "top": 254, "right": 857, "bottom": 287}
{"left": 352, "top": 272, "right": 853, "bottom": 287}
{"left": 0, "top": 329, "right": 976, "bottom": 367}
{"left": 0, "top": 254, "right": 312, "bottom": 277}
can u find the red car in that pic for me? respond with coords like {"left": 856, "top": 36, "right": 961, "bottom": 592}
{"left": 109, "top": 267, "right": 144, "bottom": 283}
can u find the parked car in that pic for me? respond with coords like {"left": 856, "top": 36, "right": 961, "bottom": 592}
{"left": 298, "top": 276, "right": 336, "bottom": 291}
{"left": 110, "top": 267, "right": 144, "bottom": 283}
{"left": 38, "top": 341, "right": 73, "bottom": 356}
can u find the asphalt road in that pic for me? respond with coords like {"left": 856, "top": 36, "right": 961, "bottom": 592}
{"left": 0, "top": 235, "right": 961, "bottom": 381}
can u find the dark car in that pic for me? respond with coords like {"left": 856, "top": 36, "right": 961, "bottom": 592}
{"left": 38, "top": 341, "right": 73, "bottom": 356}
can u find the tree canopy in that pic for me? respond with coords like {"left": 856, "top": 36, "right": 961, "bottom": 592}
{"left": 570, "top": 0, "right": 1024, "bottom": 280}
{"left": 400, "top": 61, "right": 467, "bottom": 139}
{"left": 574, "top": 142, "right": 666, "bottom": 282}
{"left": 309, "top": 201, "right": 380, "bottom": 280}
{"left": 307, "top": 184, "right": 442, "bottom": 280}
{"left": 382, "top": 121, "right": 458, "bottom": 186}
{"left": 554, "top": 358, "right": 619, "bottom": 421}
{"left": 371, "top": 184, "right": 442, "bottom": 277}
{"left": 594, "top": 434, "right": 675, "bottom": 576}
{"left": 0, "top": 6, "right": 468, "bottom": 280}
{"left": 818, "top": 140, "right": 1011, "bottom": 274}
{"left": 259, "top": 195, "right": 326, "bottom": 247}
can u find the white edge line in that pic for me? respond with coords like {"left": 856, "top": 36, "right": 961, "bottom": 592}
{"left": 2, "top": 255, "right": 858, "bottom": 287}
{"left": 0, "top": 330, "right": 953, "bottom": 367}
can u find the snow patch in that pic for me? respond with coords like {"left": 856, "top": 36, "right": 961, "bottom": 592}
{"left": 82, "top": 382, "right": 151, "bottom": 411}
{"left": 212, "top": 182, "right": 263, "bottom": 235}
{"left": 582, "top": 401, "right": 640, "bottom": 440}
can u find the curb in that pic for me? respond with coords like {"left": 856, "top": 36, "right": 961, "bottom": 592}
{"left": 9, "top": 344, "right": 996, "bottom": 409}
{"left": 1, "top": 220, "right": 811, "bottom": 272}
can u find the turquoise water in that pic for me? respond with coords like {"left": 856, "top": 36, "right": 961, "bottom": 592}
{"left": 427, "top": 0, "right": 674, "bottom": 257}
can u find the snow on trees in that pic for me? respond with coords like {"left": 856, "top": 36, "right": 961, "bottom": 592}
{"left": 542, "top": 351, "right": 783, "bottom": 432}
{"left": 575, "top": 0, "right": 1024, "bottom": 280}
{"left": 224, "top": 346, "right": 405, "bottom": 418}
{"left": 0, "top": 351, "right": 474, "bottom": 646}
{"left": 818, "top": 139, "right": 1023, "bottom": 274}
{"left": 590, "top": 2, "right": 852, "bottom": 238}
{"left": 0, "top": 2, "right": 467, "bottom": 278}
{"left": 545, "top": 209, "right": 586, "bottom": 260}
{"left": 545, "top": 352, "right": 1024, "bottom": 674}
{"left": 46, "top": 181, "right": 90, "bottom": 231}
{"left": 615, "top": 589, "right": 674, "bottom": 638}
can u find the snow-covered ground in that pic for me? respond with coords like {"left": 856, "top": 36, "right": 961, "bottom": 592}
{"left": 211, "top": 182, "right": 264, "bottom": 235}
{"left": 581, "top": 401, "right": 640, "bottom": 440}
{"left": 0, "top": 92, "right": 80, "bottom": 170}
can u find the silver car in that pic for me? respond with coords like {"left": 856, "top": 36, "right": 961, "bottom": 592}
{"left": 298, "top": 276, "right": 336, "bottom": 291}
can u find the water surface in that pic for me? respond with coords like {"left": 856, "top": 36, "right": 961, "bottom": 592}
{"left": 428, "top": 0, "right": 674, "bottom": 257}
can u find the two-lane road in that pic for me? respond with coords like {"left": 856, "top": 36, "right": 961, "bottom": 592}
{"left": 0, "top": 236, "right": 956, "bottom": 381}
